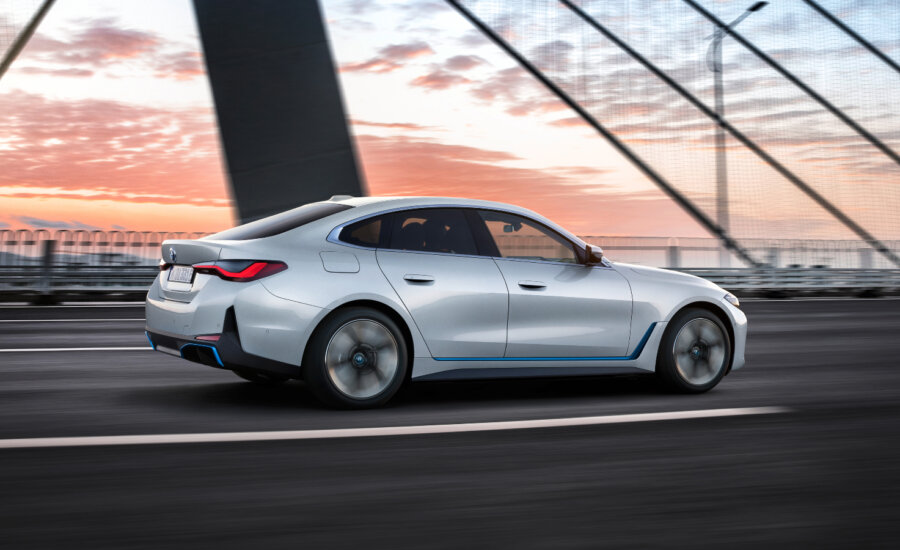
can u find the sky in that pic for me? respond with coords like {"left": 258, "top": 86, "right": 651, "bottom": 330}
{"left": 0, "top": 0, "right": 898, "bottom": 241}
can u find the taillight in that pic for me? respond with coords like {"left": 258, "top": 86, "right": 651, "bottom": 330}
{"left": 158, "top": 259, "right": 171, "bottom": 271}
{"left": 192, "top": 260, "right": 287, "bottom": 282}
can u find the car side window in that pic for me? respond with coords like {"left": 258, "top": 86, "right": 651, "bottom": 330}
{"left": 477, "top": 210, "right": 578, "bottom": 264}
{"left": 340, "top": 216, "right": 385, "bottom": 248}
{"left": 386, "top": 208, "right": 479, "bottom": 256}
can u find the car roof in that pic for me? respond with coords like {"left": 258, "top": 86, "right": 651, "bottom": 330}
{"left": 332, "top": 195, "right": 539, "bottom": 216}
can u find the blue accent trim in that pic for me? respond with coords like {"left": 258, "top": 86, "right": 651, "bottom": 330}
{"left": 145, "top": 331, "right": 155, "bottom": 350}
{"left": 179, "top": 343, "right": 225, "bottom": 368}
{"left": 433, "top": 323, "right": 657, "bottom": 362}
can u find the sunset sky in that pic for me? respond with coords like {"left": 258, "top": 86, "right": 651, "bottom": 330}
{"left": 1, "top": 0, "right": 898, "bottom": 240}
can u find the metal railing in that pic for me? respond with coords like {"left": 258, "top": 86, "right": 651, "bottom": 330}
{"left": 0, "top": 229, "right": 209, "bottom": 268}
{"left": 584, "top": 236, "right": 900, "bottom": 270}
{"left": 1, "top": 230, "right": 899, "bottom": 302}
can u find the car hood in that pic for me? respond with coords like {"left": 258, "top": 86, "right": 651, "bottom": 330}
{"left": 613, "top": 262, "right": 722, "bottom": 291}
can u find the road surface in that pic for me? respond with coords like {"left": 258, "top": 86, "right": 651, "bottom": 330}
{"left": 1, "top": 299, "right": 898, "bottom": 548}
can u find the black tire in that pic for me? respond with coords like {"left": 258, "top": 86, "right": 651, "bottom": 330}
{"left": 656, "top": 308, "right": 731, "bottom": 393}
{"left": 233, "top": 370, "right": 289, "bottom": 385}
{"left": 303, "top": 307, "right": 409, "bottom": 409}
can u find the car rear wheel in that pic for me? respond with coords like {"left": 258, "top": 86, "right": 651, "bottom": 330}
{"left": 233, "top": 370, "right": 289, "bottom": 385}
{"left": 656, "top": 308, "right": 731, "bottom": 393}
{"left": 304, "top": 307, "right": 408, "bottom": 408}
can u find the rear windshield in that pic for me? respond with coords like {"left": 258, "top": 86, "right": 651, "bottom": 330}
{"left": 206, "top": 202, "right": 353, "bottom": 241}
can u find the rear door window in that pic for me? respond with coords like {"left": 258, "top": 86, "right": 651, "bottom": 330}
{"left": 386, "top": 208, "right": 479, "bottom": 256}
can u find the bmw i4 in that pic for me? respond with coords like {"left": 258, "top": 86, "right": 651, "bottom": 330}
{"left": 145, "top": 196, "right": 747, "bottom": 408}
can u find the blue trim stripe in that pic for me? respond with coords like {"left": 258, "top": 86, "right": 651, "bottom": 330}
{"left": 433, "top": 323, "right": 657, "bottom": 362}
{"left": 179, "top": 343, "right": 225, "bottom": 368}
{"left": 145, "top": 331, "right": 155, "bottom": 350}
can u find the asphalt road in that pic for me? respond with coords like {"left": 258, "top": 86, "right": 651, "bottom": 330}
{"left": 1, "top": 299, "right": 899, "bottom": 548}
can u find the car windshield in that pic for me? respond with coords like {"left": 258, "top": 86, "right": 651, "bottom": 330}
{"left": 206, "top": 202, "right": 353, "bottom": 241}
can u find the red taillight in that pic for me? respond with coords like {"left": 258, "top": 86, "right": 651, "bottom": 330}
{"left": 158, "top": 259, "right": 171, "bottom": 271}
{"left": 195, "top": 334, "right": 221, "bottom": 342}
{"left": 193, "top": 260, "right": 287, "bottom": 282}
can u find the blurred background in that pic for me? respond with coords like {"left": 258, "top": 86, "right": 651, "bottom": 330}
{"left": 1, "top": 1, "right": 899, "bottom": 548}
{"left": 2, "top": 0, "right": 900, "bottom": 301}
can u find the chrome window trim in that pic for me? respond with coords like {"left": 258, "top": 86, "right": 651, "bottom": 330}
{"left": 325, "top": 203, "right": 609, "bottom": 268}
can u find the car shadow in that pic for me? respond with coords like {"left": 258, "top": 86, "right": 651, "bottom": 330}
{"left": 122, "top": 380, "right": 319, "bottom": 411}
{"left": 400, "top": 374, "right": 664, "bottom": 406}
{"left": 123, "top": 373, "right": 665, "bottom": 412}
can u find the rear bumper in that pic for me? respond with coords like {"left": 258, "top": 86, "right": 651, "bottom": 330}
{"left": 146, "top": 307, "right": 302, "bottom": 378}
{"left": 146, "top": 272, "right": 327, "bottom": 372}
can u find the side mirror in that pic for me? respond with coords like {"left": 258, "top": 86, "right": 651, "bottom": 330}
{"left": 585, "top": 244, "right": 604, "bottom": 265}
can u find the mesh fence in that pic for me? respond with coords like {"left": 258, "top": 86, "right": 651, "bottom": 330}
{"left": 0, "top": 0, "right": 43, "bottom": 62}
{"left": 453, "top": 0, "right": 900, "bottom": 264}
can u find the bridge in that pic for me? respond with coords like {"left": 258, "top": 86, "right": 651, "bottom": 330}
{"left": 1, "top": 2, "right": 899, "bottom": 548}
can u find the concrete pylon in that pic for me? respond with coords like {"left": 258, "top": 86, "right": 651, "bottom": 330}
{"left": 193, "top": 0, "right": 366, "bottom": 223}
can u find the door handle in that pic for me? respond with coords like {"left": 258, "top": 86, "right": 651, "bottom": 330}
{"left": 518, "top": 280, "right": 546, "bottom": 289}
{"left": 403, "top": 274, "right": 435, "bottom": 283}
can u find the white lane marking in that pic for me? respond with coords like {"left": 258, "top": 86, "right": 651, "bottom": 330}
{"left": 0, "top": 407, "right": 788, "bottom": 449}
{"left": 0, "top": 347, "right": 152, "bottom": 353}
{"left": 0, "top": 319, "right": 144, "bottom": 323}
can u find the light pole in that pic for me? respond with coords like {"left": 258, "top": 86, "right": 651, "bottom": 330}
{"left": 707, "top": 1, "right": 767, "bottom": 268}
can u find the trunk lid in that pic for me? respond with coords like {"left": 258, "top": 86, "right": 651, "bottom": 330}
{"left": 158, "top": 239, "right": 223, "bottom": 302}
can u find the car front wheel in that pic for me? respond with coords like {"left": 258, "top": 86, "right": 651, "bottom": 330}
{"left": 656, "top": 308, "right": 731, "bottom": 393}
{"left": 304, "top": 307, "right": 408, "bottom": 409}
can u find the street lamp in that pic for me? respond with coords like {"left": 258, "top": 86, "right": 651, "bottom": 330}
{"left": 707, "top": 1, "right": 767, "bottom": 268}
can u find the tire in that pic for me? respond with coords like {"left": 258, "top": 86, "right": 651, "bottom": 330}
{"left": 303, "top": 307, "right": 409, "bottom": 409}
{"left": 656, "top": 308, "right": 731, "bottom": 393}
{"left": 233, "top": 370, "right": 289, "bottom": 385}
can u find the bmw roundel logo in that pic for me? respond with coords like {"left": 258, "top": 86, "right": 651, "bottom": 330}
{"left": 169, "top": 247, "right": 177, "bottom": 263}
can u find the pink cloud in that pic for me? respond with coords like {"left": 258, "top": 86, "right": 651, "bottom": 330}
{"left": 340, "top": 40, "right": 434, "bottom": 73}
{"left": 25, "top": 23, "right": 159, "bottom": 66}
{"left": 549, "top": 117, "right": 588, "bottom": 128}
{"left": 14, "top": 66, "right": 94, "bottom": 77}
{"left": 350, "top": 119, "right": 432, "bottom": 130}
{"left": 410, "top": 69, "right": 470, "bottom": 90}
{"left": 154, "top": 51, "right": 205, "bottom": 80}
{"left": 0, "top": 91, "right": 226, "bottom": 204}
{"left": 443, "top": 55, "right": 485, "bottom": 71}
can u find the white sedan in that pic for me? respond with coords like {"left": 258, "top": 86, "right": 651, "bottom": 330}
{"left": 146, "top": 196, "right": 746, "bottom": 408}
